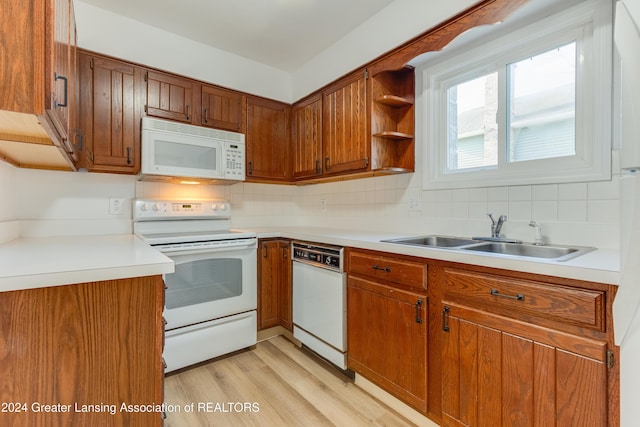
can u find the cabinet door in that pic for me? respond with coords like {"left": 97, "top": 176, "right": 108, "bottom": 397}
{"left": 145, "top": 70, "right": 193, "bottom": 123}
{"left": 246, "top": 97, "right": 291, "bottom": 182}
{"left": 441, "top": 303, "right": 608, "bottom": 427}
{"left": 292, "top": 93, "right": 323, "bottom": 179}
{"left": 258, "top": 240, "right": 281, "bottom": 330}
{"left": 278, "top": 240, "right": 293, "bottom": 331}
{"left": 323, "top": 69, "right": 369, "bottom": 175}
{"left": 0, "top": 277, "right": 165, "bottom": 426}
{"left": 348, "top": 276, "right": 427, "bottom": 412}
{"left": 79, "top": 52, "right": 141, "bottom": 173}
{"left": 200, "top": 85, "right": 244, "bottom": 132}
{"left": 47, "top": 0, "right": 72, "bottom": 141}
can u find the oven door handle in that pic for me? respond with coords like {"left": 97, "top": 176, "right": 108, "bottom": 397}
{"left": 159, "top": 243, "right": 257, "bottom": 256}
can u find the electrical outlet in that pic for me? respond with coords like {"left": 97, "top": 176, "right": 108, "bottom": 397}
{"left": 109, "top": 198, "right": 125, "bottom": 215}
{"left": 320, "top": 199, "right": 327, "bottom": 212}
{"left": 408, "top": 198, "right": 422, "bottom": 212}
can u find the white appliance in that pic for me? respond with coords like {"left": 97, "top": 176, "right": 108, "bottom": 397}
{"left": 133, "top": 199, "right": 257, "bottom": 372}
{"left": 292, "top": 241, "right": 347, "bottom": 369}
{"left": 613, "top": 1, "right": 640, "bottom": 425}
{"left": 140, "top": 116, "right": 245, "bottom": 183}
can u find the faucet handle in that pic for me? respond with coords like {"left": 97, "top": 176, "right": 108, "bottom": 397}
{"left": 487, "top": 212, "right": 496, "bottom": 224}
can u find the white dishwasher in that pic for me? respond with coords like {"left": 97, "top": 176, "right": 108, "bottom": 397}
{"left": 292, "top": 241, "right": 347, "bottom": 369}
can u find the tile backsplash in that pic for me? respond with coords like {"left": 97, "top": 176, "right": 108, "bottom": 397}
{"left": 228, "top": 171, "right": 620, "bottom": 249}
{"left": 2, "top": 164, "right": 620, "bottom": 249}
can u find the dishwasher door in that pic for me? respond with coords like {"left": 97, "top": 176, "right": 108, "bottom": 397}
{"left": 292, "top": 260, "right": 347, "bottom": 368}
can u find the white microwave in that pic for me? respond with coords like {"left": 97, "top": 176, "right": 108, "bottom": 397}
{"left": 140, "top": 117, "right": 246, "bottom": 183}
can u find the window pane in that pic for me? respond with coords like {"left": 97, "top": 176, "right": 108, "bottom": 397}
{"left": 447, "top": 73, "right": 498, "bottom": 171}
{"left": 508, "top": 43, "right": 576, "bottom": 162}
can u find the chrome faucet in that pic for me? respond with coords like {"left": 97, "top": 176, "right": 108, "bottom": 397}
{"left": 487, "top": 213, "right": 507, "bottom": 238}
{"left": 529, "top": 220, "right": 545, "bottom": 245}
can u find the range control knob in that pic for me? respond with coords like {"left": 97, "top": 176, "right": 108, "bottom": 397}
{"left": 152, "top": 203, "right": 160, "bottom": 212}
{"left": 139, "top": 203, "right": 148, "bottom": 212}
{"left": 219, "top": 202, "right": 227, "bottom": 211}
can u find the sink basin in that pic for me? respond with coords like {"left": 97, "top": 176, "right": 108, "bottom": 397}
{"left": 381, "top": 234, "right": 595, "bottom": 262}
{"left": 461, "top": 242, "right": 595, "bottom": 262}
{"left": 381, "top": 235, "right": 481, "bottom": 248}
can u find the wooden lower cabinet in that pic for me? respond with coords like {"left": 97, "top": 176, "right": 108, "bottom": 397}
{"left": 257, "top": 239, "right": 292, "bottom": 331}
{"left": 347, "top": 275, "right": 428, "bottom": 413}
{"left": 440, "top": 302, "right": 608, "bottom": 427}
{"left": 0, "top": 276, "right": 165, "bottom": 426}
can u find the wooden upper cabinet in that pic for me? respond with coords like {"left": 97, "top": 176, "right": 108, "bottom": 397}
{"left": 246, "top": 96, "right": 292, "bottom": 182}
{"left": 322, "top": 69, "right": 369, "bottom": 175}
{"left": 145, "top": 70, "right": 194, "bottom": 123}
{"left": 370, "top": 68, "right": 415, "bottom": 172}
{"left": 78, "top": 51, "right": 143, "bottom": 173}
{"left": 292, "top": 93, "right": 323, "bottom": 179}
{"left": 200, "top": 85, "right": 244, "bottom": 132}
{"left": 0, "top": 0, "right": 79, "bottom": 168}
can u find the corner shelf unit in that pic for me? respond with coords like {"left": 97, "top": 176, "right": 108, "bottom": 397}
{"left": 370, "top": 67, "right": 415, "bottom": 172}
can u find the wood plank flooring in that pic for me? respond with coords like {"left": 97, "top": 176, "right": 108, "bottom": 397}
{"left": 164, "top": 335, "right": 419, "bottom": 427}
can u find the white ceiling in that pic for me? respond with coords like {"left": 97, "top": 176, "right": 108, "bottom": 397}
{"left": 76, "top": 0, "right": 396, "bottom": 72}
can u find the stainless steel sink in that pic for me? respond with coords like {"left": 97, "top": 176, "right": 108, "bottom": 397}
{"left": 381, "top": 234, "right": 595, "bottom": 262}
{"left": 381, "top": 235, "right": 481, "bottom": 248}
{"left": 460, "top": 241, "right": 595, "bottom": 262}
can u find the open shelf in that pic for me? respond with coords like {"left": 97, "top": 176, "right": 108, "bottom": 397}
{"left": 375, "top": 95, "right": 413, "bottom": 108}
{"left": 372, "top": 131, "right": 414, "bottom": 140}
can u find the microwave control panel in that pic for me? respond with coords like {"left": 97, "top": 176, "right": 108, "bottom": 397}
{"left": 224, "top": 142, "right": 245, "bottom": 180}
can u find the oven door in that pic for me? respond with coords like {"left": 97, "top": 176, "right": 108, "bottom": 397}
{"left": 161, "top": 244, "right": 257, "bottom": 330}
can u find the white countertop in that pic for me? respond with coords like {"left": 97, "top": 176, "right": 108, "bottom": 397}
{"left": 0, "top": 227, "right": 620, "bottom": 293}
{"left": 249, "top": 227, "right": 621, "bottom": 285}
{"left": 0, "top": 234, "right": 174, "bottom": 292}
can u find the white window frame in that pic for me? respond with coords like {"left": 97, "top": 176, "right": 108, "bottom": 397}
{"left": 421, "top": 0, "right": 612, "bottom": 190}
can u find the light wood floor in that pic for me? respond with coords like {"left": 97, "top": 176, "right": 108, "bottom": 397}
{"left": 164, "top": 335, "right": 419, "bottom": 427}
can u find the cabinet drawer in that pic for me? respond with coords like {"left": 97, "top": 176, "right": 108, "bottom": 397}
{"left": 349, "top": 250, "right": 426, "bottom": 289}
{"left": 444, "top": 268, "right": 604, "bottom": 331}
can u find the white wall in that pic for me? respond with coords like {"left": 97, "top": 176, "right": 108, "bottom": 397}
{"left": 74, "top": 2, "right": 293, "bottom": 102}
{"left": 292, "top": 0, "right": 478, "bottom": 100}
{"left": 15, "top": 169, "right": 136, "bottom": 237}
{"left": 74, "top": 0, "right": 479, "bottom": 103}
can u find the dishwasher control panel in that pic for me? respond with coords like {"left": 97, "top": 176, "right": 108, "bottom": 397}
{"left": 292, "top": 242, "right": 344, "bottom": 272}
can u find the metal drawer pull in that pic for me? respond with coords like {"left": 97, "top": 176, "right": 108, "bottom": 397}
{"left": 442, "top": 306, "right": 450, "bottom": 332}
{"left": 415, "top": 299, "right": 423, "bottom": 324}
{"left": 372, "top": 265, "right": 391, "bottom": 272}
{"left": 491, "top": 289, "right": 524, "bottom": 301}
{"left": 54, "top": 73, "right": 68, "bottom": 107}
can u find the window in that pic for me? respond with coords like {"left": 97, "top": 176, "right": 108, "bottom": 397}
{"left": 421, "top": 0, "right": 612, "bottom": 189}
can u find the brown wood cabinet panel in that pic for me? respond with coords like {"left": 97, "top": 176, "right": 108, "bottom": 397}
{"left": 0, "top": 0, "right": 79, "bottom": 167}
{"left": 0, "top": 276, "right": 164, "bottom": 426}
{"left": 278, "top": 240, "right": 293, "bottom": 331}
{"left": 322, "top": 69, "right": 369, "bottom": 175}
{"left": 246, "top": 97, "right": 291, "bottom": 182}
{"left": 347, "top": 276, "right": 427, "bottom": 413}
{"left": 145, "top": 70, "right": 194, "bottom": 123}
{"left": 79, "top": 51, "right": 142, "bottom": 173}
{"left": 370, "top": 68, "right": 415, "bottom": 172}
{"left": 440, "top": 302, "right": 608, "bottom": 427}
{"left": 200, "top": 85, "right": 244, "bottom": 132}
{"left": 348, "top": 249, "right": 426, "bottom": 289}
{"left": 444, "top": 267, "right": 605, "bottom": 332}
{"left": 258, "top": 239, "right": 292, "bottom": 331}
{"left": 292, "top": 93, "right": 323, "bottom": 179}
